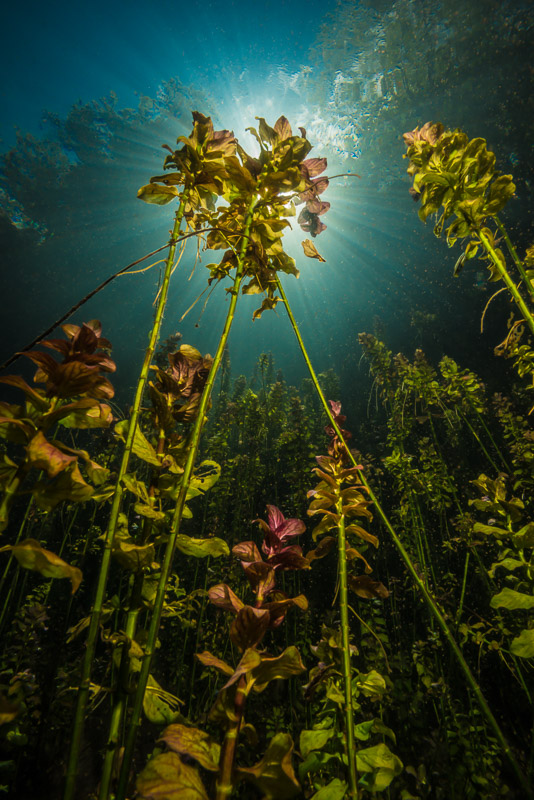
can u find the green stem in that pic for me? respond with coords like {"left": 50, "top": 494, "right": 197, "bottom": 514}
{"left": 215, "top": 676, "right": 248, "bottom": 800}
{"left": 477, "top": 227, "right": 534, "bottom": 338}
{"left": 63, "top": 194, "right": 189, "bottom": 800}
{"left": 276, "top": 275, "right": 533, "bottom": 799}
{"left": 115, "top": 196, "right": 258, "bottom": 800}
{"left": 495, "top": 216, "right": 534, "bottom": 301}
{"left": 336, "top": 498, "right": 359, "bottom": 798}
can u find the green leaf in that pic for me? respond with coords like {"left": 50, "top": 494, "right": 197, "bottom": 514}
{"left": 0, "top": 538, "right": 82, "bottom": 594}
{"left": 472, "top": 522, "right": 510, "bottom": 539}
{"left": 223, "top": 648, "right": 262, "bottom": 689}
{"left": 252, "top": 646, "right": 306, "bottom": 692}
{"left": 237, "top": 732, "right": 300, "bottom": 799}
{"left": 299, "top": 727, "right": 334, "bottom": 758}
{"left": 356, "top": 743, "right": 403, "bottom": 791}
{"left": 115, "top": 420, "right": 161, "bottom": 467}
{"left": 160, "top": 723, "right": 220, "bottom": 771}
{"left": 175, "top": 535, "right": 229, "bottom": 558}
{"left": 137, "top": 183, "right": 182, "bottom": 205}
{"left": 136, "top": 751, "right": 208, "bottom": 799}
{"left": 510, "top": 628, "right": 534, "bottom": 659}
{"left": 355, "top": 670, "right": 387, "bottom": 697}
{"left": 489, "top": 557, "right": 524, "bottom": 578}
{"left": 143, "top": 675, "right": 184, "bottom": 725}
{"left": 188, "top": 460, "right": 221, "bottom": 492}
{"left": 490, "top": 588, "right": 534, "bottom": 610}
{"left": 122, "top": 473, "right": 151, "bottom": 504}
{"left": 309, "top": 778, "right": 348, "bottom": 800}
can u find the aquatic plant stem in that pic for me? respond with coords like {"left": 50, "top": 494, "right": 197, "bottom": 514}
{"left": 495, "top": 216, "right": 534, "bottom": 302}
{"left": 63, "top": 194, "right": 190, "bottom": 800}
{"left": 216, "top": 676, "right": 248, "bottom": 800}
{"left": 336, "top": 498, "right": 359, "bottom": 798}
{"left": 115, "top": 196, "right": 258, "bottom": 800}
{"left": 477, "top": 227, "right": 534, "bottom": 338}
{"left": 276, "top": 275, "right": 534, "bottom": 799}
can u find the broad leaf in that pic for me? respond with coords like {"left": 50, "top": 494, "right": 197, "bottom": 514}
{"left": 0, "top": 538, "right": 82, "bottom": 593}
{"left": 490, "top": 588, "right": 534, "bottom": 610}
{"left": 356, "top": 743, "right": 403, "bottom": 792}
{"left": 160, "top": 723, "right": 220, "bottom": 771}
{"left": 301, "top": 239, "right": 326, "bottom": 262}
{"left": 510, "top": 628, "right": 534, "bottom": 659}
{"left": 136, "top": 751, "right": 208, "bottom": 799}
{"left": 137, "top": 183, "right": 182, "bottom": 205}
{"left": 196, "top": 651, "right": 233, "bottom": 676}
{"left": 299, "top": 727, "right": 334, "bottom": 758}
{"left": 230, "top": 605, "right": 270, "bottom": 650}
{"left": 208, "top": 584, "right": 244, "bottom": 613}
{"left": 175, "top": 535, "right": 229, "bottom": 558}
{"left": 348, "top": 575, "right": 389, "bottom": 600}
{"left": 355, "top": 670, "right": 387, "bottom": 697}
{"left": 222, "top": 647, "right": 262, "bottom": 689}
{"left": 143, "top": 675, "right": 184, "bottom": 725}
{"left": 252, "top": 646, "right": 306, "bottom": 692}
{"left": 237, "top": 732, "right": 300, "bottom": 799}
{"left": 309, "top": 778, "right": 348, "bottom": 800}
{"left": 115, "top": 419, "right": 161, "bottom": 467}
{"left": 26, "top": 431, "right": 76, "bottom": 477}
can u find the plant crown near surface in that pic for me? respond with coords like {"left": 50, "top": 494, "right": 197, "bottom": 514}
{"left": 135, "top": 504, "right": 309, "bottom": 800}
{"left": 138, "top": 111, "right": 329, "bottom": 320}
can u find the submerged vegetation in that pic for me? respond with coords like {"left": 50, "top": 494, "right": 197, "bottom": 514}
{"left": 0, "top": 107, "right": 532, "bottom": 800}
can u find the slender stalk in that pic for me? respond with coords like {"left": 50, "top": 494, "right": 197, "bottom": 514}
{"left": 336, "top": 498, "right": 359, "bottom": 798}
{"left": 477, "top": 227, "right": 534, "bottom": 337}
{"left": 115, "top": 196, "right": 258, "bottom": 800}
{"left": 215, "top": 676, "right": 248, "bottom": 800}
{"left": 495, "top": 216, "right": 534, "bottom": 302}
{"left": 63, "top": 194, "right": 190, "bottom": 800}
{"left": 276, "top": 275, "right": 533, "bottom": 799}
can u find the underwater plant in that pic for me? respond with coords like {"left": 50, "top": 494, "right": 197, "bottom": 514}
{"left": 302, "top": 401, "right": 398, "bottom": 799}
{"left": 402, "top": 121, "right": 534, "bottom": 336}
{"left": 135, "top": 504, "right": 308, "bottom": 800}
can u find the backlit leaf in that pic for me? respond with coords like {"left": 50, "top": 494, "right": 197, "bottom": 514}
{"left": 0, "top": 538, "right": 82, "bottom": 593}
{"left": 138, "top": 183, "right": 182, "bottom": 205}
{"left": 136, "top": 751, "right": 208, "bottom": 799}
{"left": 175, "top": 535, "right": 229, "bottom": 558}
{"left": 301, "top": 239, "right": 326, "bottom": 262}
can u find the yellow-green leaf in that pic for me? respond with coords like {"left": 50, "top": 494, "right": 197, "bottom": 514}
{"left": 175, "top": 535, "right": 229, "bottom": 558}
{"left": 0, "top": 538, "right": 82, "bottom": 593}
{"left": 510, "top": 628, "right": 534, "bottom": 659}
{"left": 136, "top": 751, "right": 208, "bottom": 799}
